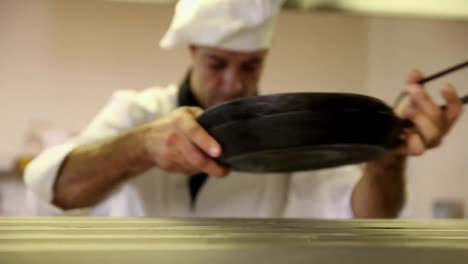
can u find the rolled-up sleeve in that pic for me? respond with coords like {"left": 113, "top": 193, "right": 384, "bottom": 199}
{"left": 23, "top": 90, "right": 148, "bottom": 216}
{"left": 24, "top": 139, "right": 88, "bottom": 215}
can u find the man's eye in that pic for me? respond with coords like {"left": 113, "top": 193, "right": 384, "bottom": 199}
{"left": 209, "top": 64, "right": 225, "bottom": 70}
{"left": 241, "top": 65, "right": 258, "bottom": 73}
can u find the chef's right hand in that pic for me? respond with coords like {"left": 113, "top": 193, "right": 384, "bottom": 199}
{"left": 143, "top": 106, "right": 229, "bottom": 177}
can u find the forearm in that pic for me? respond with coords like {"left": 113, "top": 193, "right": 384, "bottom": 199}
{"left": 351, "top": 152, "right": 407, "bottom": 218}
{"left": 53, "top": 125, "right": 154, "bottom": 210}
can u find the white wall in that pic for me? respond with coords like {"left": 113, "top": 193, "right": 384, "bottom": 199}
{"left": 263, "top": 11, "right": 367, "bottom": 94}
{"left": 1, "top": 0, "right": 467, "bottom": 217}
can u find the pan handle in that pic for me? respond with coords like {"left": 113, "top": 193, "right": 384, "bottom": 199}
{"left": 393, "top": 60, "right": 468, "bottom": 108}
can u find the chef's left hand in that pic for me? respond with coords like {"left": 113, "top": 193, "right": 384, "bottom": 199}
{"left": 394, "top": 69, "right": 464, "bottom": 156}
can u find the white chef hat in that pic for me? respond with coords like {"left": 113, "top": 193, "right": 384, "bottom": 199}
{"left": 160, "top": 0, "right": 285, "bottom": 52}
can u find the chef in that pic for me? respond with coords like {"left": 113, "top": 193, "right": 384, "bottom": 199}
{"left": 24, "top": 0, "right": 463, "bottom": 218}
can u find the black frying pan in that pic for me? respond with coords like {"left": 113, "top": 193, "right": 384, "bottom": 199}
{"left": 198, "top": 61, "right": 468, "bottom": 173}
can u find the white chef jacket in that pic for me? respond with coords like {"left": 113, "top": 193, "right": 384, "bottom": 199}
{"left": 24, "top": 84, "right": 363, "bottom": 218}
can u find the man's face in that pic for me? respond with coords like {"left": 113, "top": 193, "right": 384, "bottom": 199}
{"left": 189, "top": 45, "right": 267, "bottom": 108}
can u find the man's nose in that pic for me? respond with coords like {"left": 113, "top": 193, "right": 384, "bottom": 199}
{"left": 222, "top": 68, "right": 243, "bottom": 95}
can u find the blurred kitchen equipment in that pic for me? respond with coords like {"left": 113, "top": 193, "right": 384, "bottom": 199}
{"left": 433, "top": 199, "right": 465, "bottom": 219}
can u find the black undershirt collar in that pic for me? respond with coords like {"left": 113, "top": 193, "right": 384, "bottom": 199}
{"left": 177, "top": 71, "right": 208, "bottom": 209}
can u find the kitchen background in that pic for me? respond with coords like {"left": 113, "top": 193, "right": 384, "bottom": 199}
{"left": 1, "top": 0, "right": 467, "bottom": 217}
